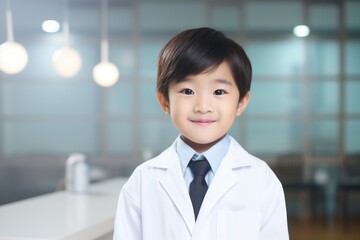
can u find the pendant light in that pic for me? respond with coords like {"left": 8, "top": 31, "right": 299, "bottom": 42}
{"left": 0, "top": 0, "right": 28, "bottom": 74}
{"left": 93, "top": 0, "right": 119, "bottom": 87}
{"left": 52, "top": 0, "right": 82, "bottom": 78}
{"left": 293, "top": 25, "right": 310, "bottom": 38}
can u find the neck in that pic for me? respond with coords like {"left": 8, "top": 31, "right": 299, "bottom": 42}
{"left": 180, "top": 135, "right": 226, "bottom": 153}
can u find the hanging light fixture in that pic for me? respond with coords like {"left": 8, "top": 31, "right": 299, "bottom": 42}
{"left": 0, "top": 0, "right": 28, "bottom": 74}
{"left": 93, "top": 0, "right": 119, "bottom": 87}
{"left": 52, "top": 0, "right": 82, "bottom": 78}
{"left": 293, "top": 25, "right": 310, "bottom": 38}
{"left": 42, "top": 20, "right": 60, "bottom": 33}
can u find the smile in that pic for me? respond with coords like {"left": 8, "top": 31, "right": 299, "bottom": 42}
{"left": 190, "top": 119, "right": 216, "bottom": 126}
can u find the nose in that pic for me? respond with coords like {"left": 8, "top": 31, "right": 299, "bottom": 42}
{"left": 193, "top": 94, "right": 213, "bottom": 113}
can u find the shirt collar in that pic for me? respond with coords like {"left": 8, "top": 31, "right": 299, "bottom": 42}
{"left": 176, "top": 135, "right": 230, "bottom": 176}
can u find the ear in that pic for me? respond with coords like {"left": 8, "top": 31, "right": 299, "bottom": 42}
{"left": 236, "top": 91, "right": 250, "bottom": 116}
{"left": 157, "top": 92, "right": 170, "bottom": 114}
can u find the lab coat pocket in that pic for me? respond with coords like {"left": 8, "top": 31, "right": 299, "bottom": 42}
{"left": 217, "top": 211, "right": 260, "bottom": 240}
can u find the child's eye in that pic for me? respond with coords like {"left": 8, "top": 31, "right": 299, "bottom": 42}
{"left": 180, "top": 88, "right": 194, "bottom": 95}
{"left": 214, "top": 89, "right": 227, "bottom": 95}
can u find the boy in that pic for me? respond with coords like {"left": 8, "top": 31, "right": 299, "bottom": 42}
{"left": 113, "top": 27, "right": 289, "bottom": 240}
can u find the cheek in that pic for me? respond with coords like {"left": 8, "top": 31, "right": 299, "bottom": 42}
{"left": 170, "top": 104, "right": 187, "bottom": 119}
{"left": 169, "top": 97, "right": 189, "bottom": 111}
{"left": 168, "top": 93, "right": 180, "bottom": 110}
{"left": 219, "top": 100, "right": 239, "bottom": 114}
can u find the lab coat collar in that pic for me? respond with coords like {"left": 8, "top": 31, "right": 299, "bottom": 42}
{"left": 150, "top": 136, "right": 254, "bottom": 169}
{"left": 227, "top": 136, "right": 254, "bottom": 168}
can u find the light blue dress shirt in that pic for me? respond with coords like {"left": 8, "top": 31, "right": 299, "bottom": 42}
{"left": 176, "top": 135, "right": 231, "bottom": 191}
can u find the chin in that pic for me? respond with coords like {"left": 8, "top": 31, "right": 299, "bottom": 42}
{"left": 186, "top": 136, "right": 222, "bottom": 145}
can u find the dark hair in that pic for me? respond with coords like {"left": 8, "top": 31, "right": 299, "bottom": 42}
{"left": 157, "top": 27, "right": 252, "bottom": 102}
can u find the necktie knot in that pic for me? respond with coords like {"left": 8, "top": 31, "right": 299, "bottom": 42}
{"left": 189, "top": 158, "right": 211, "bottom": 177}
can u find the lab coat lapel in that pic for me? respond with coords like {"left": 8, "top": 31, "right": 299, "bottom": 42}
{"left": 196, "top": 153, "right": 237, "bottom": 224}
{"left": 158, "top": 148, "right": 195, "bottom": 234}
{"left": 196, "top": 138, "right": 253, "bottom": 225}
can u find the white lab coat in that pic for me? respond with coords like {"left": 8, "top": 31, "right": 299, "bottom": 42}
{"left": 113, "top": 137, "right": 289, "bottom": 240}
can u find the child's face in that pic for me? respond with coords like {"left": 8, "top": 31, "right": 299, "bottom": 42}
{"left": 158, "top": 61, "right": 250, "bottom": 153}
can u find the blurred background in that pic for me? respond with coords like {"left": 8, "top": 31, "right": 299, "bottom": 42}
{"left": 0, "top": 0, "right": 359, "bottom": 239}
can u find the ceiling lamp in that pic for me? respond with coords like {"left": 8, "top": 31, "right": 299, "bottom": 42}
{"left": 42, "top": 20, "right": 60, "bottom": 33}
{"left": 93, "top": 0, "right": 119, "bottom": 87}
{"left": 52, "top": 0, "right": 82, "bottom": 78}
{"left": 0, "top": 0, "right": 28, "bottom": 74}
{"left": 293, "top": 25, "right": 310, "bottom": 38}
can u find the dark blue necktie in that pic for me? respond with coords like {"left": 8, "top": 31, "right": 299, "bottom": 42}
{"left": 189, "top": 157, "right": 211, "bottom": 220}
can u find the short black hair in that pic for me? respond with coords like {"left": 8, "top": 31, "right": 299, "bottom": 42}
{"left": 157, "top": 27, "right": 252, "bottom": 102}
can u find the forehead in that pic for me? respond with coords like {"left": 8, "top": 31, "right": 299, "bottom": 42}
{"left": 184, "top": 61, "right": 235, "bottom": 84}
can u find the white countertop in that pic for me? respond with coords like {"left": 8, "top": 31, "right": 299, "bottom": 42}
{"left": 0, "top": 178, "right": 128, "bottom": 240}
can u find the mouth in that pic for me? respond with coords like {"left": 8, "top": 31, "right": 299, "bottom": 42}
{"left": 190, "top": 119, "right": 216, "bottom": 126}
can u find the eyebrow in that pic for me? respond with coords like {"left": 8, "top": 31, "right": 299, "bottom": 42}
{"left": 214, "top": 78, "right": 233, "bottom": 86}
{"left": 180, "top": 77, "right": 233, "bottom": 86}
